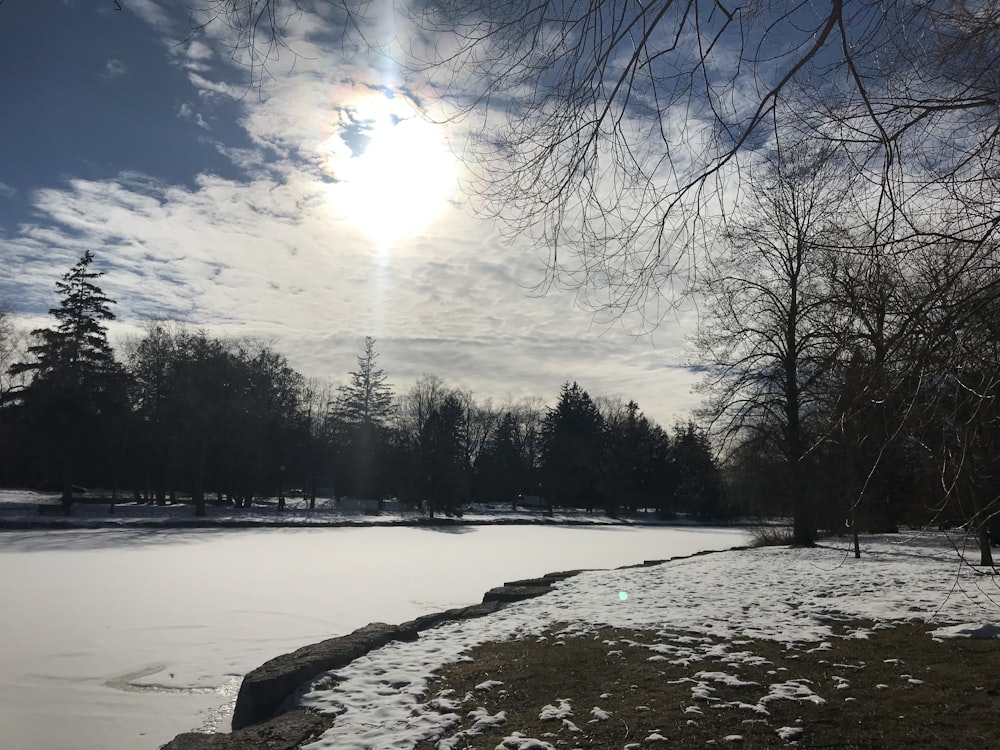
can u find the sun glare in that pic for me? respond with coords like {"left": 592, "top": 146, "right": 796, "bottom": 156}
{"left": 323, "top": 95, "right": 457, "bottom": 248}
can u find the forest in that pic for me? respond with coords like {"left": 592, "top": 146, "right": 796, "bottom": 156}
{"left": 3, "top": 200, "right": 1000, "bottom": 569}
{"left": 1, "top": 2, "right": 997, "bottom": 569}
{"left": 0, "top": 252, "right": 723, "bottom": 523}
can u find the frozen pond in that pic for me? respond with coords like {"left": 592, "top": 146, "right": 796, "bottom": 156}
{"left": 0, "top": 524, "right": 745, "bottom": 749}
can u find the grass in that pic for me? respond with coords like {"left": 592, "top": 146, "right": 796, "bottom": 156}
{"left": 414, "top": 620, "right": 1000, "bottom": 749}
{"left": 746, "top": 525, "right": 797, "bottom": 548}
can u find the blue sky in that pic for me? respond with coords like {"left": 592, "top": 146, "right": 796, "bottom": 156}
{"left": 0, "top": 0, "right": 701, "bottom": 424}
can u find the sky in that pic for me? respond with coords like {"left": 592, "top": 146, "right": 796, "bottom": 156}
{"left": 0, "top": 0, "right": 703, "bottom": 425}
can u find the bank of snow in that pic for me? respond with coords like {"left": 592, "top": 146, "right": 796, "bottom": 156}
{"left": 296, "top": 534, "right": 1000, "bottom": 750}
{"left": 0, "top": 489, "right": 697, "bottom": 529}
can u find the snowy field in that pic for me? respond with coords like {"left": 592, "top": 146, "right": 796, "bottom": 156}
{"left": 0, "top": 518, "right": 743, "bottom": 750}
{"left": 296, "top": 533, "right": 1000, "bottom": 750}
{"left": 0, "top": 488, "right": 670, "bottom": 527}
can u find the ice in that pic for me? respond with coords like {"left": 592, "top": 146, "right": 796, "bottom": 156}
{"left": 0, "top": 519, "right": 741, "bottom": 750}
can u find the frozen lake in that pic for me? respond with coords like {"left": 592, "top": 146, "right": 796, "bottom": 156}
{"left": 0, "top": 524, "right": 745, "bottom": 749}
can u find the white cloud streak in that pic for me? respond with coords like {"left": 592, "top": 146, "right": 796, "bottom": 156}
{"left": 4, "top": 4, "right": 704, "bottom": 425}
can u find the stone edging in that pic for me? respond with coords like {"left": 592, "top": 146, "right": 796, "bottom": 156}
{"left": 161, "top": 571, "right": 578, "bottom": 750}
{"left": 161, "top": 546, "right": 747, "bottom": 750}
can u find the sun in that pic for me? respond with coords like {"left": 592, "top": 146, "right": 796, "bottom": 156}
{"left": 322, "top": 94, "right": 458, "bottom": 248}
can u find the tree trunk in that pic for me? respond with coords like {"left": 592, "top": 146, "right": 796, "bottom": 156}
{"left": 60, "top": 464, "right": 74, "bottom": 515}
{"left": 193, "top": 442, "right": 208, "bottom": 517}
{"left": 789, "top": 458, "right": 814, "bottom": 546}
{"left": 785, "top": 359, "right": 814, "bottom": 545}
{"left": 972, "top": 490, "right": 994, "bottom": 567}
{"left": 978, "top": 524, "right": 993, "bottom": 567}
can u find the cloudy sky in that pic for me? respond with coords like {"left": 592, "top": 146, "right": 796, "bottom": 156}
{"left": 0, "top": 0, "right": 702, "bottom": 425}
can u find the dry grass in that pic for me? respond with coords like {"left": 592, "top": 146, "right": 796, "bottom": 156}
{"left": 746, "top": 526, "right": 797, "bottom": 548}
{"left": 415, "top": 621, "right": 1000, "bottom": 749}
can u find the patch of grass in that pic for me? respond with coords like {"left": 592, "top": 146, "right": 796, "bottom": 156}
{"left": 415, "top": 621, "right": 1000, "bottom": 749}
{"left": 311, "top": 676, "right": 339, "bottom": 692}
{"left": 747, "top": 525, "right": 796, "bottom": 548}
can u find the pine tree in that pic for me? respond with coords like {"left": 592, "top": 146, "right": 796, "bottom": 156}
{"left": 16, "top": 251, "right": 119, "bottom": 390}
{"left": 335, "top": 336, "right": 394, "bottom": 427}
{"left": 475, "top": 411, "right": 525, "bottom": 506}
{"left": 419, "top": 392, "right": 468, "bottom": 517}
{"left": 672, "top": 422, "right": 725, "bottom": 520}
{"left": 332, "top": 337, "right": 395, "bottom": 500}
{"left": 12, "top": 251, "right": 126, "bottom": 509}
{"left": 540, "top": 382, "right": 606, "bottom": 513}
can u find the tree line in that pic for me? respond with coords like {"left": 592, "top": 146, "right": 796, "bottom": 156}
{"left": 0, "top": 252, "right": 724, "bottom": 519}
{"left": 694, "top": 146, "right": 1000, "bottom": 564}
{"left": 206, "top": 0, "right": 997, "bottom": 560}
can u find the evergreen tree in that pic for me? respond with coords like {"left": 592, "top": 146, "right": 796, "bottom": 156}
{"left": 475, "top": 411, "right": 526, "bottom": 505}
{"left": 540, "top": 382, "right": 605, "bottom": 512}
{"left": 11, "top": 251, "right": 127, "bottom": 509}
{"left": 419, "top": 392, "right": 468, "bottom": 517}
{"left": 601, "top": 400, "right": 676, "bottom": 517}
{"left": 672, "top": 422, "right": 725, "bottom": 520}
{"left": 332, "top": 336, "right": 394, "bottom": 499}
{"left": 335, "top": 336, "right": 394, "bottom": 427}
{"left": 126, "top": 323, "right": 180, "bottom": 506}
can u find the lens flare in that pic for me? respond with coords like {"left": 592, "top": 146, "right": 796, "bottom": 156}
{"left": 321, "top": 93, "right": 457, "bottom": 250}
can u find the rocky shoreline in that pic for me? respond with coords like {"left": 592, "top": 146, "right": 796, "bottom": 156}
{"left": 161, "top": 571, "right": 582, "bottom": 750}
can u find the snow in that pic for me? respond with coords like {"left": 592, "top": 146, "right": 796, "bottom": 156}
{"left": 0, "top": 507, "right": 742, "bottom": 750}
{"left": 759, "top": 680, "right": 826, "bottom": 707}
{"left": 776, "top": 725, "right": 804, "bottom": 741}
{"left": 296, "top": 534, "right": 1000, "bottom": 750}
{"left": 436, "top": 708, "right": 507, "bottom": 749}
{"left": 475, "top": 680, "right": 506, "bottom": 692}
{"left": 495, "top": 734, "right": 556, "bottom": 750}
{"left": 0, "top": 489, "right": 705, "bottom": 529}
{"left": 930, "top": 622, "right": 1000, "bottom": 639}
{"left": 538, "top": 699, "right": 573, "bottom": 721}
{"left": 588, "top": 707, "right": 611, "bottom": 721}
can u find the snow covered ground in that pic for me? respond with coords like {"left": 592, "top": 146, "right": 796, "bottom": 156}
{"left": 0, "top": 515, "right": 743, "bottom": 750}
{"left": 0, "top": 489, "right": 679, "bottom": 527}
{"left": 296, "top": 533, "right": 1000, "bottom": 750}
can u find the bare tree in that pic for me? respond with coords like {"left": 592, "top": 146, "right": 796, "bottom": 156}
{"left": 186, "top": 0, "right": 371, "bottom": 88}
{"left": 395, "top": 374, "right": 450, "bottom": 443}
{"left": 405, "top": 0, "right": 999, "bottom": 320}
{"left": 122, "top": 2, "right": 999, "bottom": 318}
{"left": 0, "top": 303, "right": 25, "bottom": 406}
{"left": 905, "top": 244, "right": 1000, "bottom": 566}
{"left": 695, "top": 149, "right": 848, "bottom": 545}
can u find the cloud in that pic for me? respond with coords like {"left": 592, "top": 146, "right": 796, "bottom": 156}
{"left": 103, "top": 58, "right": 127, "bottom": 78}
{"left": 123, "top": 0, "right": 171, "bottom": 30}
{"left": 176, "top": 101, "right": 210, "bottom": 130}
{"left": 0, "top": 182, "right": 15, "bottom": 199}
{"left": 176, "top": 40, "right": 213, "bottom": 73}
{"left": 5, "top": 4, "right": 704, "bottom": 426}
{"left": 17, "top": 165, "right": 697, "bottom": 422}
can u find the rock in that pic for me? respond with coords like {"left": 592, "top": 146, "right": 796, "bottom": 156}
{"left": 164, "top": 570, "right": 586, "bottom": 748}
{"left": 162, "top": 708, "right": 333, "bottom": 750}
{"left": 542, "top": 570, "right": 586, "bottom": 581}
{"left": 482, "top": 585, "right": 553, "bottom": 603}
{"left": 230, "top": 622, "right": 417, "bottom": 730}
{"left": 399, "top": 601, "right": 504, "bottom": 632}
